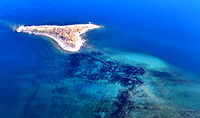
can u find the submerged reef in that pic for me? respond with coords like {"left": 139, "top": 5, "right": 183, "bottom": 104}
{"left": 64, "top": 51, "right": 145, "bottom": 118}
{"left": 14, "top": 50, "right": 200, "bottom": 118}
{"left": 65, "top": 51, "right": 145, "bottom": 88}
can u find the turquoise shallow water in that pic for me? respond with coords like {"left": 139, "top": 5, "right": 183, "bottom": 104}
{"left": 0, "top": 0, "right": 200, "bottom": 117}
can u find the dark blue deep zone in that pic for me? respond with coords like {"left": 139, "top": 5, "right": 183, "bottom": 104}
{"left": 1, "top": 0, "right": 200, "bottom": 73}
{"left": 0, "top": 0, "right": 200, "bottom": 117}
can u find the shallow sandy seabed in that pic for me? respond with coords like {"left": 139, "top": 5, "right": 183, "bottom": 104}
{"left": 108, "top": 50, "right": 200, "bottom": 116}
{"left": 6, "top": 48, "right": 199, "bottom": 118}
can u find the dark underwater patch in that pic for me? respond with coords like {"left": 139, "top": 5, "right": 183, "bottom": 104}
{"left": 62, "top": 51, "right": 146, "bottom": 117}
{"left": 149, "top": 70, "right": 188, "bottom": 84}
{"left": 65, "top": 51, "right": 145, "bottom": 88}
{"left": 150, "top": 70, "right": 174, "bottom": 78}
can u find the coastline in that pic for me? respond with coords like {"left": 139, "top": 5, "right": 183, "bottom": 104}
{"left": 32, "top": 32, "right": 84, "bottom": 52}
{"left": 14, "top": 24, "right": 101, "bottom": 52}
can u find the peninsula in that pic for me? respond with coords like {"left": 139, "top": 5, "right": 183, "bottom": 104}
{"left": 14, "top": 23, "right": 101, "bottom": 52}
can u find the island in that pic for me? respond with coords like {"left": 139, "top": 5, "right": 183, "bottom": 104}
{"left": 14, "top": 23, "right": 101, "bottom": 52}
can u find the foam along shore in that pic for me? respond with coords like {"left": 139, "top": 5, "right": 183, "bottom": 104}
{"left": 14, "top": 23, "right": 101, "bottom": 52}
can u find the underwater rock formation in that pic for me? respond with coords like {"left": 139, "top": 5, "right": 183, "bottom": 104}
{"left": 63, "top": 51, "right": 146, "bottom": 117}
{"left": 65, "top": 51, "right": 145, "bottom": 87}
{"left": 17, "top": 50, "right": 200, "bottom": 118}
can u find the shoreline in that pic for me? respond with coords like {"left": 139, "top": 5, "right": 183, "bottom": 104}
{"left": 31, "top": 32, "right": 84, "bottom": 52}
{"left": 14, "top": 23, "right": 101, "bottom": 52}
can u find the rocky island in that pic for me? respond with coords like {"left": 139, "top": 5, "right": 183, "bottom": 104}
{"left": 14, "top": 23, "right": 101, "bottom": 52}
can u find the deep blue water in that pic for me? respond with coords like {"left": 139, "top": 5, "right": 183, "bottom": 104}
{"left": 0, "top": 0, "right": 200, "bottom": 117}
{"left": 1, "top": 0, "right": 200, "bottom": 73}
